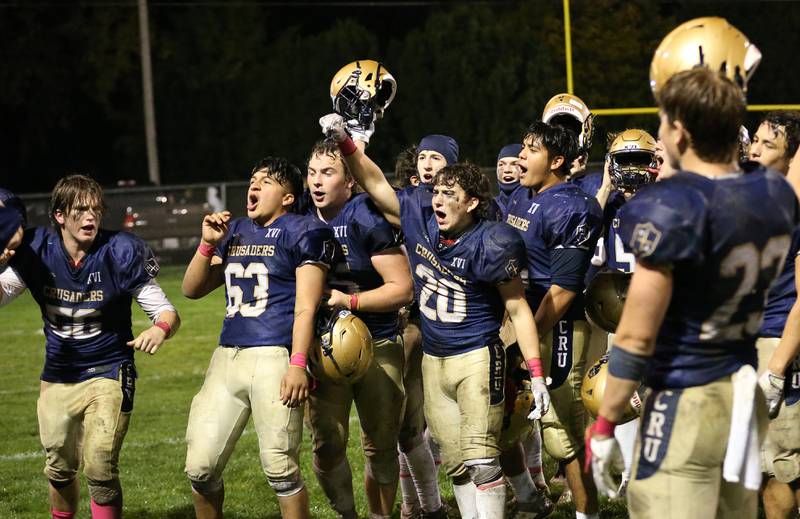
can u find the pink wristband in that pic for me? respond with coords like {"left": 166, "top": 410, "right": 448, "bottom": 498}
{"left": 350, "top": 293, "right": 359, "bottom": 312}
{"left": 289, "top": 352, "right": 307, "bottom": 370}
{"left": 154, "top": 321, "right": 171, "bottom": 338}
{"left": 526, "top": 357, "right": 544, "bottom": 378}
{"left": 337, "top": 136, "right": 358, "bottom": 157}
{"left": 197, "top": 242, "right": 215, "bottom": 258}
{"left": 594, "top": 415, "right": 617, "bottom": 436}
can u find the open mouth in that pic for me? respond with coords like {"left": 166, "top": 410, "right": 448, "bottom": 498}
{"left": 434, "top": 209, "right": 447, "bottom": 225}
{"left": 518, "top": 164, "right": 528, "bottom": 177}
{"left": 80, "top": 224, "right": 95, "bottom": 234}
{"left": 421, "top": 172, "right": 434, "bottom": 183}
{"left": 312, "top": 190, "right": 326, "bottom": 203}
{"left": 247, "top": 193, "right": 259, "bottom": 212}
{"left": 501, "top": 175, "right": 517, "bottom": 183}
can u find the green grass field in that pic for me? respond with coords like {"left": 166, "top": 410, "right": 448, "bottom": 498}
{"left": 0, "top": 266, "right": 629, "bottom": 518}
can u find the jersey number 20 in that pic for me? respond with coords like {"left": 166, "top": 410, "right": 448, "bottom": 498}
{"left": 416, "top": 264, "right": 466, "bottom": 323}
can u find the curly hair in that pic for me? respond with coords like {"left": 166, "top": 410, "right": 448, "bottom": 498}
{"left": 760, "top": 111, "right": 800, "bottom": 159}
{"left": 432, "top": 162, "right": 493, "bottom": 220}
{"left": 393, "top": 145, "right": 418, "bottom": 188}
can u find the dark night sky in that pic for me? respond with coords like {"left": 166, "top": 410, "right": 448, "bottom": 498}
{"left": 1, "top": 0, "right": 798, "bottom": 193}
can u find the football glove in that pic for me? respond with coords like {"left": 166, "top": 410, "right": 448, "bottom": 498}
{"left": 758, "top": 369, "right": 785, "bottom": 419}
{"left": 585, "top": 423, "right": 624, "bottom": 499}
{"left": 527, "top": 376, "right": 550, "bottom": 420}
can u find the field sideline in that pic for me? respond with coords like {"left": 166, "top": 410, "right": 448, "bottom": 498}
{"left": 0, "top": 266, "right": 628, "bottom": 518}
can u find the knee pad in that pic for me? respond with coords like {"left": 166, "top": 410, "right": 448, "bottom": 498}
{"left": 49, "top": 478, "right": 75, "bottom": 489}
{"left": 268, "top": 475, "right": 305, "bottom": 498}
{"left": 465, "top": 458, "right": 503, "bottom": 488}
{"left": 452, "top": 472, "right": 472, "bottom": 486}
{"left": 189, "top": 477, "right": 224, "bottom": 496}
{"left": 87, "top": 478, "right": 121, "bottom": 505}
{"left": 364, "top": 454, "right": 399, "bottom": 485}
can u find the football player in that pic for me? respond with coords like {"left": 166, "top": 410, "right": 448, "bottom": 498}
{"left": 320, "top": 113, "right": 551, "bottom": 518}
{"left": 0, "top": 174, "right": 180, "bottom": 519}
{"left": 305, "top": 139, "right": 415, "bottom": 519}
{"left": 182, "top": 157, "right": 336, "bottom": 519}
{"left": 495, "top": 144, "right": 522, "bottom": 214}
{"left": 542, "top": 93, "right": 597, "bottom": 191}
{"left": 747, "top": 111, "right": 800, "bottom": 519}
{"left": 416, "top": 134, "right": 459, "bottom": 185}
{"left": 505, "top": 121, "right": 603, "bottom": 519}
{"left": 398, "top": 134, "right": 459, "bottom": 517}
{"left": 587, "top": 64, "right": 798, "bottom": 518}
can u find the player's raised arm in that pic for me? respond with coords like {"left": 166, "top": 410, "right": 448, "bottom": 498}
{"left": 182, "top": 211, "right": 229, "bottom": 298}
{"left": 319, "top": 114, "right": 401, "bottom": 227}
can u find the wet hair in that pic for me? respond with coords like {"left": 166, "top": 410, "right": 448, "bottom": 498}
{"left": 760, "top": 110, "right": 800, "bottom": 159}
{"left": 393, "top": 145, "right": 418, "bottom": 188}
{"left": 49, "top": 174, "right": 106, "bottom": 225}
{"left": 657, "top": 67, "right": 745, "bottom": 163}
{"left": 522, "top": 121, "right": 579, "bottom": 176}
{"left": 250, "top": 156, "right": 303, "bottom": 200}
{"left": 432, "top": 162, "right": 492, "bottom": 220}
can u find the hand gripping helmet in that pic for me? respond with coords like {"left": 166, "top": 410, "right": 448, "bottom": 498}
{"left": 542, "top": 93, "right": 594, "bottom": 155}
{"left": 650, "top": 17, "right": 761, "bottom": 96}
{"left": 330, "top": 60, "right": 397, "bottom": 130}
{"left": 309, "top": 309, "right": 374, "bottom": 384}
{"left": 500, "top": 379, "right": 535, "bottom": 447}
{"left": 581, "top": 353, "right": 642, "bottom": 424}
{"left": 608, "top": 129, "right": 658, "bottom": 193}
{"left": 585, "top": 271, "right": 632, "bottom": 334}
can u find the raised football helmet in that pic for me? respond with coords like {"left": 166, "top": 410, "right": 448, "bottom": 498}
{"left": 542, "top": 93, "right": 594, "bottom": 154}
{"left": 309, "top": 309, "right": 373, "bottom": 384}
{"left": 582, "top": 353, "right": 642, "bottom": 424}
{"left": 585, "top": 271, "right": 632, "bottom": 334}
{"left": 650, "top": 17, "right": 761, "bottom": 96}
{"left": 330, "top": 60, "right": 397, "bottom": 130}
{"left": 607, "top": 129, "right": 658, "bottom": 193}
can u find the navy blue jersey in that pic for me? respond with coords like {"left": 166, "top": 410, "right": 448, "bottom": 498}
{"left": 760, "top": 227, "right": 800, "bottom": 337}
{"left": 505, "top": 182, "right": 602, "bottom": 321}
{"left": 617, "top": 167, "right": 799, "bottom": 389}
{"left": 215, "top": 214, "right": 336, "bottom": 348}
{"left": 398, "top": 185, "right": 527, "bottom": 357}
{"left": 587, "top": 195, "right": 634, "bottom": 283}
{"left": 10, "top": 227, "right": 159, "bottom": 383}
{"left": 570, "top": 170, "right": 604, "bottom": 196}
{"left": 309, "top": 193, "right": 402, "bottom": 339}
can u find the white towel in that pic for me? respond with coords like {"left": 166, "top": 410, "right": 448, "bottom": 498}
{"left": 722, "top": 364, "right": 762, "bottom": 491}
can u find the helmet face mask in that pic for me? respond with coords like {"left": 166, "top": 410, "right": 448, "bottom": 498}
{"left": 330, "top": 60, "right": 397, "bottom": 131}
{"left": 607, "top": 129, "right": 658, "bottom": 194}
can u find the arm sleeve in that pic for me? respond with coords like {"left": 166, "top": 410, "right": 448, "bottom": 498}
{"left": 616, "top": 186, "right": 705, "bottom": 267}
{"left": 550, "top": 248, "right": 593, "bottom": 292}
{"left": 295, "top": 226, "right": 338, "bottom": 269}
{"left": 548, "top": 197, "right": 603, "bottom": 251}
{"left": 112, "top": 234, "right": 161, "bottom": 292}
{"left": 479, "top": 225, "right": 528, "bottom": 285}
{"left": 132, "top": 278, "right": 176, "bottom": 322}
{"left": 0, "top": 266, "right": 27, "bottom": 307}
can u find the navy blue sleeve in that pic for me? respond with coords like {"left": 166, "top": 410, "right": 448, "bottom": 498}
{"left": 616, "top": 183, "right": 706, "bottom": 266}
{"left": 111, "top": 232, "right": 160, "bottom": 292}
{"left": 477, "top": 224, "right": 528, "bottom": 285}
{"left": 295, "top": 224, "right": 338, "bottom": 268}
{"left": 359, "top": 199, "right": 403, "bottom": 254}
{"left": 546, "top": 196, "right": 602, "bottom": 250}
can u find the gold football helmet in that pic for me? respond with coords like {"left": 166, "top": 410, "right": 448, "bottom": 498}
{"left": 309, "top": 309, "right": 373, "bottom": 384}
{"left": 500, "top": 380, "right": 535, "bottom": 446}
{"left": 585, "top": 271, "right": 632, "bottom": 333}
{"left": 542, "top": 93, "right": 594, "bottom": 154}
{"left": 608, "top": 129, "right": 658, "bottom": 192}
{"left": 581, "top": 353, "right": 642, "bottom": 424}
{"left": 330, "top": 60, "right": 397, "bottom": 130}
{"left": 650, "top": 17, "right": 761, "bottom": 96}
